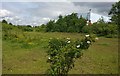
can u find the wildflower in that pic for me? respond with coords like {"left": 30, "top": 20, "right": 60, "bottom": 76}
{"left": 66, "top": 38, "right": 70, "bottom": 40}
{"left": 95, "top": 37, "right": 99, "bottom": 40}
{"left": 85, "top": 34, "right": 89, "bottom": 37}
{"left": 48, "top": 57, "right": 51, "bottom": 60}
{"left": 67, "top": 41, "right": 70, "bottom": 43}
{"left": 87, "top": 41, "right": 91, "bottom": 44}
{"left": 76, "top": 45, "right": 80, "bottom": 48}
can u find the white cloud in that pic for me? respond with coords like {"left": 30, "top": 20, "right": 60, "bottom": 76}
{"left": 1, "top": 2, "right": 113, "bottom": 26}
{"left": 42, "top": 17, "right": 50, "bottom": 21}
{"left": 53, "top": 11, "right": 63, "bottom": 16}
{"left": 0, "top": 9, "right": 12, "bottom": 17}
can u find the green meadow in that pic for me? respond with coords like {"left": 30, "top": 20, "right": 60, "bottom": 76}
{"left": 1, "top": 1, "right": 120, "bottom": 74}
{"left": 2, "top": 32, "right": 118, "bottom": 74}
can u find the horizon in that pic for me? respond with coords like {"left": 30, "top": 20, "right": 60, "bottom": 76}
{"left": 0, "top": 2, "right": 115, "bottom": 26}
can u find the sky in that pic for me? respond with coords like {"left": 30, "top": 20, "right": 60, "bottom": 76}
{"left": 0, "top": 1, "right": 117, "bottom": 26}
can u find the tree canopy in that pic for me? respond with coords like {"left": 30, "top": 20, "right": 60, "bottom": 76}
{"left": 2, "top": 20, "right": 8, "bottom": 24}
{"left": 109, "top": 1, "right": 120, "bottom": 25}
{"left": 45, "top": 13, "right": 87, "bottom": 33}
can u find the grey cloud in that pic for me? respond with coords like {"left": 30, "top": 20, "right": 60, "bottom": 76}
{"left": 73, "top": 2, "right": 115, "bottom": 16}
{"left": 27, "top": 2, "right": 79, "bottom": 18}
{"left": 1, "top": 2, "right": 115, "bottom": 26}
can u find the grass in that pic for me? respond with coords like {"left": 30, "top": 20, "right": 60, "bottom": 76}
{"left": 2, "top": 32, "right": 118, "bottom": 74}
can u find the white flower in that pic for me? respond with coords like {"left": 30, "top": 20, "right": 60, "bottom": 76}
{"left": 86, "top": 23, "right": 88, "bottom": 25}
{"left": 67, "top": 41, "right": 70, "bottom": 43}
{"left": 95, "top": 37, "right": 99, "bottom": 40}
{"left": 76, "top": 45, "right": 80, "bottom": 48}
{"left": 48, "top": 57, "right": 51, "bottom": 59}
{"left": 66, "top": 38, "right": 70, "bottom": 40}
{"left": 85, "top": 34, "right": 90, "bottom": 37}
{"left": 87, "top": 41, "right": 91, "bottom": 44}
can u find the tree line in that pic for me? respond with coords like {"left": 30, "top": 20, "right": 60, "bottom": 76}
{"left": 46, "top": 13, "right": 87, "bottom": 33}
{"left": 1, "top": 1, "right": 119, "bottom": 38}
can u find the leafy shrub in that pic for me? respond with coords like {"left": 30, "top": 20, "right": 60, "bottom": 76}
{"left": 95, "top": 23, "right": 118, "bottom": 36}
{"left": 81, "top": 25, "right": 93, "bottom": 34}
{"left": 2, "top": 20, "right": 8, "bottom": 24}
{"left": 46, "top": 35, "right": 95, "bottom": 75}
{"left": 81, "top": 23, "right": 118, "bottom": 37}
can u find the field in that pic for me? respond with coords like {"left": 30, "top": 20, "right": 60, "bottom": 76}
{"left": 2, "top": 32, "right": 118, "bottom": 74}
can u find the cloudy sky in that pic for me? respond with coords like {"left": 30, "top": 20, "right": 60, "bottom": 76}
{"left": 0, "top": 1, "right": 117, "bottom": 26}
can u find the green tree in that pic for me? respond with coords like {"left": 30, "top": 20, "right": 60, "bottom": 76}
{"left": 45, "top": 13, "right": 87, "bottom": 33}
{"left": 2, "top": 20, "right": 8, "bottom": 24}
{"left": 77, "top": 16, "right": 87, "bottom": 32}
{"left": 46, "top": 20, "right": 55, "bottom": 32}
{"left": 109, "top": 1, "right": 120, "bottom": 25}
{"left": 9, "top": 22, "right": 13, "bottom": 25}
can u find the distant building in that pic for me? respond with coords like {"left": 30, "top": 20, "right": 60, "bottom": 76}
{"left": 78, "top": 9, "right": 111, "bottom": 24}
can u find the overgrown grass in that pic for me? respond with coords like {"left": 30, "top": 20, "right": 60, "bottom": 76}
{"left": 2, "top": 32, "right": 118, "bottom": 74}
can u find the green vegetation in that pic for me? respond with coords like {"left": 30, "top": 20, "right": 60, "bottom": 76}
{"left": 47, "top": 36, "right": 95, "bottom": 75}
{"left": 1, "top": 1, "right": 119, "bottom": 74}
{"left": 2, "top": 32, "right": 118, "bottom": 74}
{"left": 109, "top": 1, "right": 120, "bottom": 25}
{"left": 45, "top": 13, "right": 118, "bottom": 38}
{"left": 82, "top": 21, "right": 118, "bottom": 38}
{"left": 1, "top": 21, "right": 118, "bottom": 74}
{"left": 46, "top": 13, "right": 86, "bottom": 33}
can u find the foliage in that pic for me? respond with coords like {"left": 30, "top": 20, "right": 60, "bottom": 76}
{"left": 45, "top": 12, "right": 118, "bottom": 38}
{"left": 81, "top": 25, "right": 93, "bottom": 34}
{"left": 9, "top": 22, "right": 13, "bottom": 25}
{"left": 46, "top": 35, "right": 95, "bottom": 75}
{"left": 2, "top": 22, "right": 39, "bottom": 48}
{"left": 2, "top": 20, "right": 8, "bottom": 24}
{"left": 81, "top": 18, "right": 118, "bottom": 38}
{"left": 45, "top": 13, "right": 87, "bottom": 33}
{"left": 34, "top": 25, "right": 46, "bottom": 32}
{"left": 46, "top": 20, "right": 55, "bottom": 32}
{"left": 109, "top": 1, "right": 120, "bottom": 25}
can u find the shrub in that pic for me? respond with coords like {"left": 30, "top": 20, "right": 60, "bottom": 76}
{"left": 82, "top": 23, "right": 118, "bottom": 37}
{"left": 46, "top": 35, "right": 95, "bottom": 75}
{"left": 81, "top": 25, "right": 93, "bottom": 34}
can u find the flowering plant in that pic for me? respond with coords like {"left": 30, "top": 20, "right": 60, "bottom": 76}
{"left": 46, "top": 35, "right": 95, "bottom": 75}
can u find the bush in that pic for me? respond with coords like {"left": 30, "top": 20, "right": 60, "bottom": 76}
{"left": 82, "top": 25, "right": 93, "bottom": 34}
{"left": 81, "top": 23, "right": 118, "bottom": 37}
{"left": 46, "top": 35, "right": 95, "bottom": 75}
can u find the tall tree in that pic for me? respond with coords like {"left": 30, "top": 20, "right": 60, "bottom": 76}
{"left": 46, "top": 20, "right": 55, "bottom": 32}
{"left": 109, "top": 1, "right": 120, "bottom": 25}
